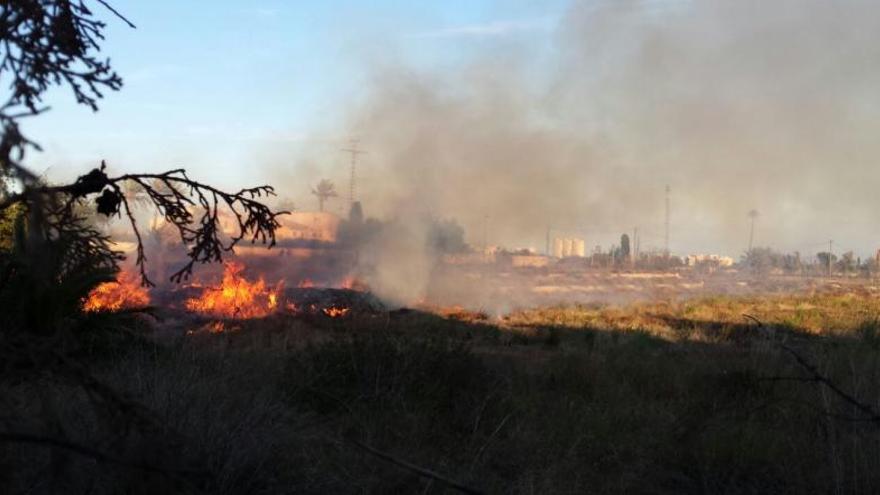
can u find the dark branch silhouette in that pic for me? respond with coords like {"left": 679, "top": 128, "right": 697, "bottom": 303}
{"left": 744, "top": 314, "right": 880, "bottom": 424}
{"left": 4, "top": 162, "right": 288, "bottom": 285}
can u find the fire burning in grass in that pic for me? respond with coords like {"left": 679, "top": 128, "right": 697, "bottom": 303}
{"left": 184, "top": 262, "right": 282, "bottom": 319}
{"left": 82, "top": 260, "right": 363, "bottom": 329}
{"left": 322, "top": 306, "right": 350, "bottom": 318}
{"left": 82, "top": 271, "right": 150, "bottom": 313}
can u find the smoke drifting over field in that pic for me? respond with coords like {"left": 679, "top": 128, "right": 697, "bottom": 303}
{"left": 293, "top": 0, "right": 880, "bottom": 257}
{"left": 257, "top": 0, "right": 880, "bottom": 306}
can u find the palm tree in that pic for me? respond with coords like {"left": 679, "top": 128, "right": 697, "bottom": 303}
{"left": 747, "top": 209, "right": 759, "bottom": 252}
{"left": 311, "top": 179, "right": 338, "bottom": 212}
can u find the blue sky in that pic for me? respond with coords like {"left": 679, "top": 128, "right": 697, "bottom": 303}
{"left": 22, "top": 0, "right": 568, "bottom": 188}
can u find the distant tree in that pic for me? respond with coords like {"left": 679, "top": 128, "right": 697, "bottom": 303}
{"left": 860, "top": 255, "right": 876, "bottom": 278}
{"left": 817, "top": 252, "right": 837, "bottom": 274}
{"left": 349, "top": 201, "right": 364, "bottom": 224}
{"left": 311, "top": 179, "right": 338, "bottom": 212}
{"left": 427, "top": 218, "right": 469, "bottom": 254}
{"left": 337, "top": 201, "right": 373, "bottom": 248}
{"left": 620, "top": 233, "right": 631, "bottom": 261}
{"left": 837, "top": 251, "right": 856, "bottom": 273}
{"left": 741, "top": 246, "right": 783, "bottom": 274}
{"left": 782, "top": 251, "right": 803, "bottom": 273}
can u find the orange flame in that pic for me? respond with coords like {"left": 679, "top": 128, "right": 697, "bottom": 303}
{"left": 82, "top": 271, "right": 150, "bottom": 312}
{"left": 185, "top": 262, "right": 281, "bottom": 319}
{"left": 186, "top": 320, "right": 240, "bottom": 335}
{"left": 322, "top": 306, "right": 350, "bottom": 318}
{"left": 207, "top": 321, "right": 228, "bottom": 333}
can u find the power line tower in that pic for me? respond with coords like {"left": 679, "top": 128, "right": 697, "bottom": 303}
{"left": 664, "top": 185, "right": 670, "bottom": 256}
{"left": 340, "top": 138, "right": 366, "bottom": 207}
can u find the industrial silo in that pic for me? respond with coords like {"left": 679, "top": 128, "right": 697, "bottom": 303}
{"left": 573, "top": 238, "right": 586, "bottom": 257}
{"left": 563, "top": 238, "right": 574, "bottom": 257}
{"left": 553, "top": 238, "right": 564, "bottom": 258}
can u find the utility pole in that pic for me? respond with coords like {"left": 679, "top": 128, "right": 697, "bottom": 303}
{"left": 482, "top": 215, "right": 489, "bottom": 253}
{"left": 633, "top": 227, "right": 638, "bottom": 266}
{"left": 828, "top": 239, "right": 834, "bottom": 276}
{"left": 479, "top": 214, "right": 490, "bottom": 263}
{"left": 635, "top": 228, "right": 641, "bottom": 260}
{"left": 545, "top": 226, "right": 551, "bottom": 256}
{"left": 747, "top": 209, "right": 759, "bottom": 252}
{"left": 664, "top": 185, "right": 670, "bottom": 257}
{"left": 663, "top": 184, "right": 671, "bottom": 257}
{"left": 340, "top": 138, "right": 366, "bottom": 207}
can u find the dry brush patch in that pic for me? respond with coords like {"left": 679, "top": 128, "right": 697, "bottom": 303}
{"left": 5, "top": 293, "right": 880, "bottom": 493}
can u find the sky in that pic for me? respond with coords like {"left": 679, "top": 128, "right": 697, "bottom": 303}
{"left": 18, "top": 0, "right": 880, "bottom": 259}
{"left": 23, "top": 0, "right": 567, "bottom": 185}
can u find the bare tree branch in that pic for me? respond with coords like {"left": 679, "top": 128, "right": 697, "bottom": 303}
{"left": 94, "top": 0, "right": 137, "bottom": 28}
{"left": 743, "top": 314, "right": 880, "bottom": 424}
{"left": 2, "top": 163, "right": 289, "bottom": 286}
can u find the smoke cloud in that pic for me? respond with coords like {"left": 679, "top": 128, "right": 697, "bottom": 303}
{"left": 269, "top": 0, "right": 880, "bottom": 305}
{"left": 324, "top": 0, "right": 880, "bottom": 254}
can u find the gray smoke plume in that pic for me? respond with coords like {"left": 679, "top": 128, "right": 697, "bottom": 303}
{"left": 274, "top": 0, "right": 880, "bottom": 305}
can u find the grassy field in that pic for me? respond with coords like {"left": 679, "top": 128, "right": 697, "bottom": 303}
{"left": 6, "top": 292, "right": 880, "bottom": 494}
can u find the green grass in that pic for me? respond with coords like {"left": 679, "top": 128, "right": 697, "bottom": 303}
{"left": 5, "top": 292, "right": 880, "bottom": 493}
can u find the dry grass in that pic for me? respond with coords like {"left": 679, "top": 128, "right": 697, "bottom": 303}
{"left": 5, "top": 291, "right": 880, "bottom": 493}
{"left": 505, "top": 292, "right": 880, "bottom": 339}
